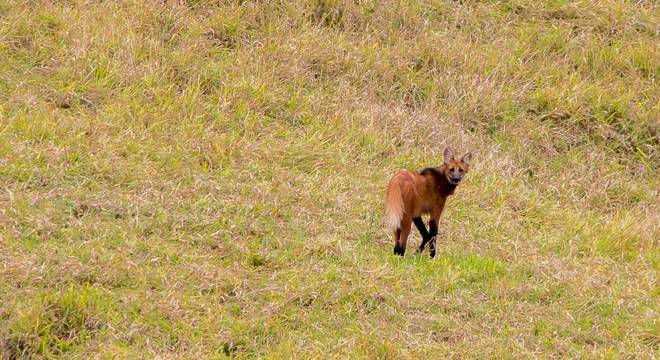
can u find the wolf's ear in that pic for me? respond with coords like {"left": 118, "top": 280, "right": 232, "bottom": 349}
{"left": 461, "top": 152, "right": 472, "bottom": 166}
{"left": 443, "top": 147, "right": 454, "bottom": 163}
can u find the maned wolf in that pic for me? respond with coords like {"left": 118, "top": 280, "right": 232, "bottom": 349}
{"left": 384, "top": 147, "right": 472, "bottom": 257}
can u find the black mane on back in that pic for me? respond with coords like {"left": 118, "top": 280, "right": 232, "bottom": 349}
{"left": 420, "top": 166, "right": 457, "bottom": 195}
{"left": 419, "top": 167, "right": 437, "bottom": 175}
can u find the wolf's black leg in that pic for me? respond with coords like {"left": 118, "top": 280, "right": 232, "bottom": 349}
{"left": 414, "top": 217, "right": 431, "bottom": 253}
{"left": 393, "top": 228, "right": 403, "bottom": 256}
{"left": 428, "top": 220, "right": 438, "bottom": 258}
{"left": 429, "top": 237, "right": 436, "bottom": 258}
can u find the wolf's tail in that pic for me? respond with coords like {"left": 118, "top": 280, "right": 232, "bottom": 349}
{"left": 384, "top": 183, "right": 404, "bottom": 230}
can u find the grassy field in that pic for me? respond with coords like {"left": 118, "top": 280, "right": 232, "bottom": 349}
{"left": 0, "top": 0, "right": 658, "bottom": 358}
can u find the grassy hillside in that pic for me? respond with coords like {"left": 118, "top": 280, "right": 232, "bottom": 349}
{"left": 0, "top": 0, "right": 658, "bottom": 358}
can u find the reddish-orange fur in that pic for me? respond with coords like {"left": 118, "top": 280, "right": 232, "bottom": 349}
{"left": 384, "top": 147, "right": 472, "bottom": 257}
